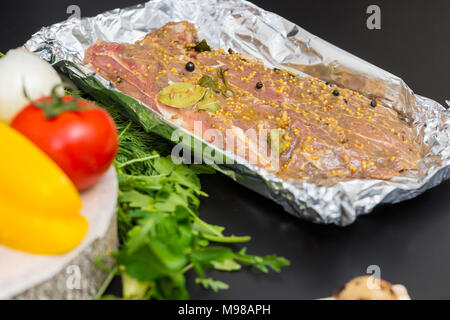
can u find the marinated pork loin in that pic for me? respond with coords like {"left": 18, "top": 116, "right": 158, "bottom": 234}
{"left": 84, "top": 21, "right": 421, "bottom": 183}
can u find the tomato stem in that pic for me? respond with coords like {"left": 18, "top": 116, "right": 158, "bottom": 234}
{"left": 23, "top": 83, "right": 85, "bottom": 119}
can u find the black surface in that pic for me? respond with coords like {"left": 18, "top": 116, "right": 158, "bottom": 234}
{"left": 1, "top": 0, "right": 449, "bottom": 299}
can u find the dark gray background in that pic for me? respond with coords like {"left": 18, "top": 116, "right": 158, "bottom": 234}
{"left": 1, "top": 0, "right": 449, "bottom": 299}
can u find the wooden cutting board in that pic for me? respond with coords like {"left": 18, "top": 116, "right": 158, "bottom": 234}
{"left": 0, "top": 166, "right": 118, "bottom": 300}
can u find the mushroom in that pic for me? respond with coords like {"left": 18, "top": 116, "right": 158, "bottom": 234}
{"left": 330, "top": 276, "right": 410, "bottom": 300}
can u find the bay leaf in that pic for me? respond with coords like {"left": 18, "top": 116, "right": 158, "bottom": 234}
{"left": 157, "top": 82, "right": 207, "bottom": 108}
{"left": 197, "top": 89, "right": 221, "bottom": 112}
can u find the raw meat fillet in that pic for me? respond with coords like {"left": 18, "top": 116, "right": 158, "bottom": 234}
{"left": 84, "top": 21, "right": 421, "bottom": 183}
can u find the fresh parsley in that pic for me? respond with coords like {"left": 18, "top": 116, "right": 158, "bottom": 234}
{"left": 93, "top": 101, "right": 289, "bottom": 300}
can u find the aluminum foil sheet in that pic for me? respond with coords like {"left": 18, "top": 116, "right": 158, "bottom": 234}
{"left": 25, "top": 0, "right": 450, "bottom": 226}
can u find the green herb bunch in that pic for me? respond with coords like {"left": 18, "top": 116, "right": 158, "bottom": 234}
{"left": 96, "top": 103, "right": 289, "bottom": 300}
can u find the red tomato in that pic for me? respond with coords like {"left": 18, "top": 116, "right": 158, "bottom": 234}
{"left": 12, "top": 96, "right": 118, "bottom": 191}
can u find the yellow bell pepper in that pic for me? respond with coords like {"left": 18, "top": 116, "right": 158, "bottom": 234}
{"left": 0, "top": 122, "right": 88, "bottom": 255}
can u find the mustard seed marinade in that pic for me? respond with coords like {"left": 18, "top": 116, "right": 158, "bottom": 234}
{"left": 85, "top": 21, "right": 421, "bottom": 183}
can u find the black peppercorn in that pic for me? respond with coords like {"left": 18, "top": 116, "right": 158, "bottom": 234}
{"left": 370, "top": 100, "right": 377, "bottom": 107}
{"left": 256, "top": 82, "right": 263, "bottom": 89}
{"left": 185, "top": 62, "right": 195, "bottom": 72}
{"left": 332, "top": 90, "right": 340, "bottom": 96}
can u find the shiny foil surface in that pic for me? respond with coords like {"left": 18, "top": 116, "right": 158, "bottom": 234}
{"left": 25, "top": 0, "right": 450, "bottom": 225}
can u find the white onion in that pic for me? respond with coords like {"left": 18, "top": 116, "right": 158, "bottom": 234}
{"left": 0, "top": 48, "right": 62, "bottom": 123}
